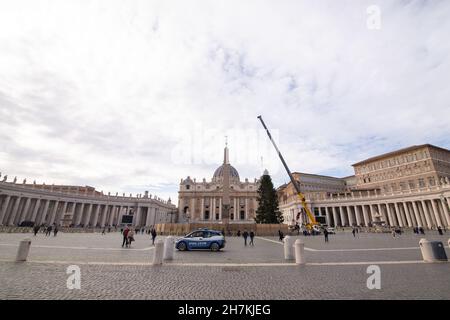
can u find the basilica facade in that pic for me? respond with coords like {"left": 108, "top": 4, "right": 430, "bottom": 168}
{"left": 178, "top": 145, "right": 259, "bottom": 224}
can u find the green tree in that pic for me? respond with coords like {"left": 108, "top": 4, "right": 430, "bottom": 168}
{"left": 255, "top": 172, "right": 284, "bottom": 224}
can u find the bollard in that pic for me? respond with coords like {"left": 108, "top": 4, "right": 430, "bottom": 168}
{"left": 294, "top": 239, "right": 305, "bottom": 265}
{"left": 16, "top": 238, "right": 32, "bottom": 262}
{"left": 152, "top": 239, "right": 164, "bottom": 265}
{"left": 163, "top": 236, "right": 174, "bottom": 261}
{"left": 448, "top": 238, "right": 450, "bottom": 249}
{"left": 283, "top": 235, "right": 294, "bottom": 260}
{"left": 419, "top": 238, "right": 448, "bottom": 262}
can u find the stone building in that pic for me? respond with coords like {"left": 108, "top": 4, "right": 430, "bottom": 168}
{"left": 178, "top": 145, "right": 259, "bottom": 224}
{"left": 0, "top": 178, "right": 177, "bottom": 227}
{"left": 277, "top": 144, "right": 450, "bottom": 229}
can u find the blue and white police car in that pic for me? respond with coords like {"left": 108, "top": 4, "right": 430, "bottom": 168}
{"left": 175, "top": 229, "right": 225, "bottom": 252}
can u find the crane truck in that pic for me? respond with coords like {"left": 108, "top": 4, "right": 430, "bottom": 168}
{"left": 257, "top": 115, "right": 321, "bottom": 232}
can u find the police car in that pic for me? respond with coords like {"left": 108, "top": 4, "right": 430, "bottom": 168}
{"left": 175, "top": 229, "right": 225, "bottom": 252}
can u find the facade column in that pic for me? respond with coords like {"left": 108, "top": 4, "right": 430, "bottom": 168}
{"left": 245, "top": 198, "right": 248, "bottom": 221}
{"left": 346, "top": 206, "right": 354, "bottom": 226}
{"left": 440, "top": 198, "right": 450, "bottom": 227}
{"left": 38, "top": 200, "right": 51, "bottom": 225}
{"left": 325, "top": 207, "right": 332, "bottom": 226}
{"left": 92, "top": 204, "right": 101, "bottom": 227}
{"left": 332, "top": 207, "right": 339, "bottom": 227}
{"left": 108, "top": 205, "right": 116, "bottom": 226}
{"left": 82, "top": 203, "right": 93, "bottom": 226}
{"left": 200, "top": 198, "right": 205, "bottom": 220}
{"left": 69, "top": 202, "right": 77, "bottom": 225}
{"left": 30, "top": 199, "right": 41, "bottom": 223}
{"left": 18, "top": 198, "right": 32, "bottom": 225}
{"left": 54, "top": 201, "right": 67, "bottom": 225}
{"left": 385, "top": 203, "right": 395, "bottom": 226}
{"left": 394, "top": 203, "right": 405, "bottom": 227}
{"left": 361, "top": 205, "right": 370, "bottom": 226}
{"left": 145, "top": 207, "right": 153, "bottom": 226}
{"left": 339, "top": 206, "right": 346, "bottom": 226}
{"left": 211, "top": 198, "right": 215, "bottom": 221}
{"left": 0, "top": 195, "right": 12, "bottom": 225}
{"left": 420, "top": 200, "right": 433, "bottom": 228}
{"left": 48, "top": 201, "right": 59, "bottom": 225}
{"left": 8, "top": 197, "right": 22, "bottom": 225}
{"left": 401, "top": 202, "right": 413, "bottom": 227}
{"left": 75, "top": 203, "right": 85, "bottom": 226}
{"left": 354, "top": 206, "right": 362, "bottom": 226}
{"left": 412, "top": 201, "right": 423, "bottom": 227}
{"left": 132, "top": 206, "right": 140, "bottom": 227}
{"left": 430, "top": 199, "right": 443, "bottom": 228}
{"left": 100, "top": 205, "right": 108, "bottom": 227}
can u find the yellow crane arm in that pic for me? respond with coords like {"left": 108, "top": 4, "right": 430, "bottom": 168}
{"left": 297, "top": 192, "right": 317, "bottom": 227}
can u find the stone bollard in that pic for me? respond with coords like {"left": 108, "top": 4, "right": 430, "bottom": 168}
{"left": 16, "top": 238, "right": 32, "bottom": 262}
{"left": 283, "top": 235, "right": 294, "bottom": 260}
{"left": 448, "top": 238, "right": 450, "bottom": 249}
{"left": 152, "top": 239, "right": 164, "bottom": 265}
{"left": 419, "top": 238, "right": 448, "bottom": 262}
{"left": 163, "top": 236, "right": 174, "bottom": 261}
{"left": 294, "top": 239, "right": 305, "bottom": 265}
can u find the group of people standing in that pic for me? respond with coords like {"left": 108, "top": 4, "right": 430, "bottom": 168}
{"left": 121, "top": 226, "right": 158, "bottom": 248}
{"left": 236, "top": 230, "right": 255, "bottom": 246}
{"left": 33, "top": 224, "right": 58, "bottom": 237}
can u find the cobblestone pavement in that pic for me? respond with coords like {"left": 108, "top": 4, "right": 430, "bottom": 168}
{"left": 1, "top": 231, "right": 449, "bottom": 299}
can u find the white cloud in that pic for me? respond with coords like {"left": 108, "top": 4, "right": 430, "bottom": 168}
{"left": 1, "top": 0, "right": 449, "bottom": 202}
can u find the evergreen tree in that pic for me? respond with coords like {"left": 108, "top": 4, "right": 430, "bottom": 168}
{"left": 255, "top": 172, "right": 284, "bottom": 224}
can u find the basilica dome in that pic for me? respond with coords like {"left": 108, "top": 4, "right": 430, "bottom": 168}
{"left": 213, "top": 164, "right": 240, "bottom": 181}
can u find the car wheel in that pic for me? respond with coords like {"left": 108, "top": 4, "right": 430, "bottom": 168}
{"left": 178, "top": 242, "right": 187, "bottom": 251}
{"left": 210, "top": 242, "right": 220, "bottom": 252}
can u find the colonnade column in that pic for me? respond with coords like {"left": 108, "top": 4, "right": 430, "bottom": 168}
{"left": 412, "top": 201, "right": 423, "bottom": 227}
{"left": 332, "top": 207, "right": 339, "bottom": 227}
{"left": 401, "top": 202, "right": 413, "bottom": 227}
{"left": 362, "top": 205, "right": 370, "bottom": 227}
{"left": 394, "top": 203, "right": 404, "bottom": 227}
{"left": 0, "top": 195, "right": 11, "bottom": 225}
{"left": 8, "top": 197, "right": 22, "bottom": 225}
{"left": 430, "top": 200, "right": 443, "bottom": 228}
{"left": 440, "top": 198, "right": 450, "bottom": 227}
{"left": 420, "top": 200, "right": 432, "bottom": 228}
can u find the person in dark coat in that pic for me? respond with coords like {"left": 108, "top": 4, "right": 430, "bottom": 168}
{"left": 323, "top": 228, "right": 329, "bottom": 243}
{"left": 237, "top": 230, "right": 241, "bottom": 237}
{"left": 352, "top": 228, "right": 356, "bottom": 237}
{"left": 278, "top": 230, "right": 284, "bottom": 241}
{"left": 122, "top": 227, "right": 130, "bottom": 247}
{"left": 242, "top": 230, "right": 249, "bottom": 246}
{"left": 249, "top": 231, "right": 255, "bottom": 246}
{"left": 53, "top": 225, "right": 59, "bottom": 237}
{"left": 33, "top": 225, "right": 40, "bottom": 236}
{"left": 437, "top": 226, "right": 443, "bottom": 235}
{"left": 151, "top": 228, "right": 157, "bottom": 245}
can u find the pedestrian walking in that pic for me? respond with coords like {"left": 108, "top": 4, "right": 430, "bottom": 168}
{"left": 102, "top": 227, "right": 106, "bottom": 235}
{"left": 53, "top": 225, "right": 59, "bottom": 237}
{"left": 391, "top": 229, "right": 396, "bottom": 238}
{"left": 278, "top": 230, "right": 284, "bottom": 241}
{"left": 324, "top": 228, "right": 329, "bottom": 243}
{"left": 249, "top": 231, "right": 255, "bottom": 246}
{"left": 127, "top": 229, "right": 135, "bottom": 247}
{"left": 122, "top": 226, "right": 130, "bottom": 247}
{"left": 33, "top": 225, "right": 40, "bottom": 236}
{"left": 243, "top": 230, "right": 249, "bottom": 246}
{"left": 46, "top": 225, "right": 52, "bottom": 236}
{"left": 437, "top": 226, "right": 443, "bottom": 236}
{"left": 352, "top": 228, "right": 356, "bottom": 237}
{"left": 237, "top": 230, "right": 241, "bottom": 237}
{"left": 151, "top": 228, "right": 157, "bottom": 245}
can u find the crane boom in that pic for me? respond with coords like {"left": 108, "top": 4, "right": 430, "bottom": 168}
{"left": 257, "top": 115, "right": 318, "bottom": 229}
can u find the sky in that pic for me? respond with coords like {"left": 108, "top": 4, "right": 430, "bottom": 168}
{"left": 1, "top": 0, "right": 449, "bottom": 203}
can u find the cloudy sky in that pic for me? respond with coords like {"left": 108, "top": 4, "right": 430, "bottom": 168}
{"left": 1, "top": 0, "right": 449, "bottom": 202}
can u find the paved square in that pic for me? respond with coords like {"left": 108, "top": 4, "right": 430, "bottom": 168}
{"left": 0, "top": 230, "right": 449, "bottom": 299}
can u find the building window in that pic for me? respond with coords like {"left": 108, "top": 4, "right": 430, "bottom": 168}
{"left": 240, "top": 211, "right": 245, "bottom": 220}
{"left": 230, "top": 213, "right": 234, "bottom": 220}
{"left": 215, "top": 213, "right": 219, "bottom": 220}
{"left": 204, "top": 210, "right": 210, "bottom": 220}
{"left": 186, "top": 185, "right": 190, "bottom": 190}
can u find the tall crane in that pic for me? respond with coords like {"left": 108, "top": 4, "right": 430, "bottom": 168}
{"left": 257, "top": 115, "right": 319, "bottom": 230}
